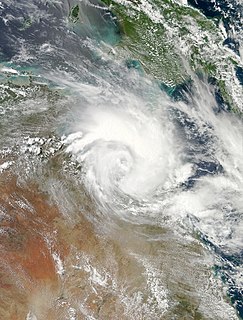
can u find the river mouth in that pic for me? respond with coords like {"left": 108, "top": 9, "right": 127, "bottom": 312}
{"left": 0, "top": 0, "right": 243, "bottom": 319}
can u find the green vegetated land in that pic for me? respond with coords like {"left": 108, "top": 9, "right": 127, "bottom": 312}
{"left": 70, "top": 0, "right": 242, "bottom": 111}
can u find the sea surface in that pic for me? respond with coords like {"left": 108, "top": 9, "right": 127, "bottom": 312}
{"left": 0, "top": 0, "right": 242, "bottom": 319}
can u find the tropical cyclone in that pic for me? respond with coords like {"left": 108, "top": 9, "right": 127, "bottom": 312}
{"left": 0, "top": 0, "right": 242, "bottom": 319}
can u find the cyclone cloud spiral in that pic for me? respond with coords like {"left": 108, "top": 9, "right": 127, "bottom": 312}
{"left": 1, "top": 0, "right": 243, "bottom": 318}
{"left": 64, "top": 74, "right": 243, "bottom": 255}
{"left": 64, "top": 83, "right": 185, "bottom": 215}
